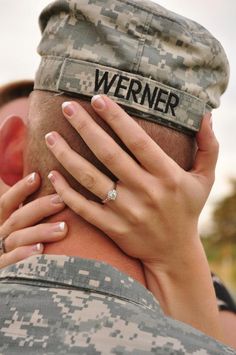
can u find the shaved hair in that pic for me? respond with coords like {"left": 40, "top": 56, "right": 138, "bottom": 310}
{"left": 24, "top": 90, "right": 196, "bottom": 200}
{"left": 0, "top": 80, "right": 34, "bottom": 108}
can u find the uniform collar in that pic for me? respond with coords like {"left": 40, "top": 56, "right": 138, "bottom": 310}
{"left": 0, "top": 254, "right": 162, "bottom": 314}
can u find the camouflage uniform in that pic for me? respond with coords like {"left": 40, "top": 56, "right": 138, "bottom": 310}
{"left": 0, "top": 1, "right": 233, "bottom": 354}
{"left": 0, "top": 255, "right": 235, "bottom": 354}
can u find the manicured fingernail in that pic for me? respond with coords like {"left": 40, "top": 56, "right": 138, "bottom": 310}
{"left": 62, "top": 102, "right": 76, "bottom": 117}
{"left": 52, "top": 222, "right": 66, "bottom": 232}
{"left": 48, "top": 173, "right": 56, "bottom": 184}
{"left": 27, "top": 172, "right": 37, "bottom": 184}
{"left": 51, "top": 194, "right": 63, "bottom": 204}
{"left": 91, "top": 95, "right": 106, "bottom": 110}
{"left": 45, "top": 132, "right": 56, "bottom": 146}
{"left": 32, "top": 243, "right": 43, "bottom": 253}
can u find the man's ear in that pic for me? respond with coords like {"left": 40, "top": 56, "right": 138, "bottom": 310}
{"left": 0, "top": 115, "right": 27, "bottom": 186}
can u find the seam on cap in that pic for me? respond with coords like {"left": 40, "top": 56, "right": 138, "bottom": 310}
{"left": 132, "top": 11, "right": 152, "bottom": 74}
{"left": 117, "top": 0, "right": 196, "bottom": 34}
{"left": 116, "top": 0, "right": 221, "bottom": 43}
{"left": 134, "top": 11, "right": 153, "bottom": 74}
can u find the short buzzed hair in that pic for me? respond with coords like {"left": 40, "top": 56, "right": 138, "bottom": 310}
{"left": 24, "top": 90, "right": 196, "bottom": 200}
{"left": 0, "top": 80, "right": 34, "bottom": 108}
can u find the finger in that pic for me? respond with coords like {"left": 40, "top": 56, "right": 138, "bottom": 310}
{"left": 0, "top": 243, "right": 43, "bottom": 269}
{"left": 45, "top": 132, "right": 115, "bottom": 200}
{"left": 90, "top": 95, "right": 177, "bottom": 175}
{"left": 0, "top": 172, "right": 40, "bottom": 222}
{"left": 60, "top": 101, "right": 146, "bottom": 186}
{"left": 1, "top": 194, "right": 65, "bottom": 236}
{"left": 47, "top": 170, "right": 120, "bottom": 232}
{"left": 48, "top": 171, "right": 137, "bottom": 244}
{"left": 191, "top": 113, "right": 219, "bottom": 180}
{"left": 4, "top": 222, "right": 67, "bottom": 252}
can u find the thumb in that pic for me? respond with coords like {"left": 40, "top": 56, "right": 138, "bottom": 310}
{"left": 191, "top": 113, "right": 219, "bottom": 181}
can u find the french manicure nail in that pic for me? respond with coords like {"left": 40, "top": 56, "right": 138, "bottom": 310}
{"left": 51, "top": 194, "right": 63, "bottom": 204}
{"left": 32, "top": 243, "right": 43, "bottom": 253}
{"left": 62, "top": 102, "right": 76, "bottom": 117}
{"left": 27, "top": 172, "right": 37, "bottom": 184}
{"left": 48, "top": 173, "right": 56, "bottom": 184}
{"left": 53, "top": 222, "right": 66, "bottom": 232}
{"left": 45, "top": 132, "right": 56, "bottom": 146}
{"left": 91, "top": 95, "right": 105, "bottom": 110}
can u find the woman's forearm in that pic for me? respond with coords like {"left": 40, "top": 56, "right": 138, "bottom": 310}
{"left": 143, "top": 240, "right": 224, "bottom": 342}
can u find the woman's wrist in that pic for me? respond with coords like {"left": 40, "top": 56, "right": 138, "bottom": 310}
{"left": 142, "top": 229, "right": 201, "bottom": 277}
{"left": 142, "top": 240, "right": 223, "bottom": 341}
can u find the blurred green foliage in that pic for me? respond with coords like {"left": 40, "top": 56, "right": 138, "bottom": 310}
{"left": 202, "top": 179, "right": 236, "bottom": 296}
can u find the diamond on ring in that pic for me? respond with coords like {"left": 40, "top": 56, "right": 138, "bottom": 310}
{"left": 108, "top": 189, "right": 118, "bottom": 201}
{"left": 102, "top": 185, "right": 118, "bottom": 204}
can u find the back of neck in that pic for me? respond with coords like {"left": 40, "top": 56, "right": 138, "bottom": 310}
{"left": 44, "top": 208, "right": 147, "bottom": 287}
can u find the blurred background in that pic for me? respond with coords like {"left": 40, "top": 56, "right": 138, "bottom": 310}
{"left": 0, "top": 0, "right": 235, "bottom": 294}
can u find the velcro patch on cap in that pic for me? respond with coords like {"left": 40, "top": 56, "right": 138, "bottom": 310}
{"left": 35, "top": 56, "right": 207, "bottom": 134}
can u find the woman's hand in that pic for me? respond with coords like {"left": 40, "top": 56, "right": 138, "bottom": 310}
{"left": 45, "top": 96, "right": 223, "bottom": 340}
{"left": 0, "top": 173, "right": 67, "bottom": 269}
{"left": 45, "top": 95, "right": 217, "bottom": 270}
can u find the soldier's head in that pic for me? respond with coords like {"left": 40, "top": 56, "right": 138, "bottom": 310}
{"left": 0, "top": 0, "right": 229, "bottom": 200}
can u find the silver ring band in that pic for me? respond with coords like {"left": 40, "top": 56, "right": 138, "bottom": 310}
{"left": 0, "top": 236, "right": 7, "bottom": 256}
{"left": 102, "top": 183, "right": 118, "bottom": 204}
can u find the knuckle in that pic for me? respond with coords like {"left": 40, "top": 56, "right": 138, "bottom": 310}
{"left": 163, "top": 174, "right": 181, "bottom": 192}
{"left": 127, "top": 207, "right": 144, "bottom": 225}
{"left": 5, "top": 232, "right": 17, "bottom": 250}
{"left": 139, "top": 177, "right": 159, "bottom": 206}
{"left": 108, "top": 109, "right": 122, "bottom": 123}
{"left": 115, "top": 225, "right": 131, "bottom": 239}
{"left": 129, "top": 136, "right": 149, "bottom": 152}
{"left": 102, "top": 150, "right": 118, "bottom": 165}
{"left": 104, "top": 224, "right": 129, "bottom": 239}
{"left": 57, "top": 186, "right": 67, "bottom": 201}
{"left": 80, "top": 172, "right": 96, "bottom": 191}
{"left": 144, "top": 187, "right": 159, "bottom": 208}
{"left": 5, "top": 212, "right": 18, "bottom": 232}
{"left": 57, "top": 185, "right": 77, "bottom": 213}
{"left": 75, "top": 117, "right": 89, "bottom": 132}
{"left": 34, "top": 223, "right": 44, "bottom": 235}
{"left": 33, "top": 198, "right": 45, "bottom": 211}
{"left": 56, "top": 147, "right": 68, "bottom": 162}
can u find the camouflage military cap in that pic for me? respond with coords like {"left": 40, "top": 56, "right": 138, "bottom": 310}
{"left": 34, "top": 0, "right": 230, "bottom": 135}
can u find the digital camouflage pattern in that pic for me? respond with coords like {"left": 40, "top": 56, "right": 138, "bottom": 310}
{"left": 34, "top": 0, "right": 230, "bottom": 134}
{"left": 0, "top": 255, "right": 235, "bottom": 355}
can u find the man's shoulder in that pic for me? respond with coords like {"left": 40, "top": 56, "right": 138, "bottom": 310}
{"left": 0, "top": 255, "right": 234, "bottom": 354}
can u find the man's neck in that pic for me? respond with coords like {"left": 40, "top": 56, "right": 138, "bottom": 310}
{"left": 44, "top": 208, "right": 147, "bottom": 287}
